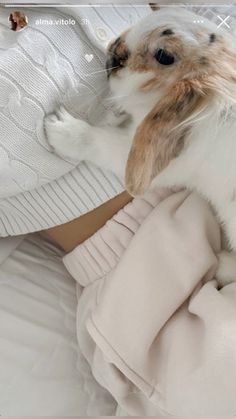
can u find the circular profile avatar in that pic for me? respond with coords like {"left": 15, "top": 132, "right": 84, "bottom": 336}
{"left": 9, "top": 11, "right": 28, "bottom": 32}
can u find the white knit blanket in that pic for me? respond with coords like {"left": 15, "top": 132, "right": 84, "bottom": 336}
{"left": 0, "top": 4, "right": 149, "bottom": 236}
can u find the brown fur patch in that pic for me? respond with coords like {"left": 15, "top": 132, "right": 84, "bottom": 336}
{"left": 129, "top": 45, "right": 151, "bottom": 73}
{"left": 107, "top": 31, "right": 130, "bottom": 76}
{"left": 140, "top": 77, "right": 162, "bottom": 91}
{"left": 115, "top": 39, "right": 129, "bottom": 60}
{"left": 125, "top": 79, "right": 210, "bottom": 196}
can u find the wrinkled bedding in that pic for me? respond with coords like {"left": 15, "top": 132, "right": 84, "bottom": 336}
{"left": 0, "top": 234, "right": 116, "bottom": 415}
{"left": 64, "top": 188, "right": 236, "bottom": 416}
{"left": 1, "top": 190, "right": 236, "bottom": 416}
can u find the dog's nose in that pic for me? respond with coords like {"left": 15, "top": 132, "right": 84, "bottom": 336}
{"left": 106, "top": 55, "right": 120, "bottom": 78}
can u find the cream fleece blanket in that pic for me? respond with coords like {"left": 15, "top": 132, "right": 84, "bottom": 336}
{"left": 64, "top": 188, "right": 236, "bottom": 416}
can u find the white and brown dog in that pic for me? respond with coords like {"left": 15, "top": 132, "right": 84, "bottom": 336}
{"left": 45, "top": 5, "right": 236, "bottom": 283}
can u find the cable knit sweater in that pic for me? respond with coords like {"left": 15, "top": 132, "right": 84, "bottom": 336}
{"left": 0, "top": 4, "right": 149, "bottom": 236}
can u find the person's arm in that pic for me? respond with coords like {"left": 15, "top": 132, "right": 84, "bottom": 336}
{"left": 42, "top": 191, "right": 132, "bottom": 253}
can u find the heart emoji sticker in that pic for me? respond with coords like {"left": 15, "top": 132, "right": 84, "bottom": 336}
{"left": 85, "top": 54, "right": 94, "bottom": 63}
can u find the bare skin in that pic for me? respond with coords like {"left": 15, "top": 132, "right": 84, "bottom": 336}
{"left": 43, "top": 191, "right": 132, "bottom": 253}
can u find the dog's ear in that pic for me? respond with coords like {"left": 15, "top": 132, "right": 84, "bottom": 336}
{"left": 125, "top": 79, "right": 209, "bottom": 196}
{"left": 149, "top": 3, "right": 160, "bottom": 11}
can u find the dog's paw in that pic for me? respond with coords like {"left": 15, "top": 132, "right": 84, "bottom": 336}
{"left": 216, "top": 251, "right": 236, "bottom": 287}
{"left": 45, "top": 107, "right": 90, "bottom": 161}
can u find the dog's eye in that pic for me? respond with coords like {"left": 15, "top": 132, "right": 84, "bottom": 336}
{"left": 155, "top": 49, "right": 175, "bottom": 65}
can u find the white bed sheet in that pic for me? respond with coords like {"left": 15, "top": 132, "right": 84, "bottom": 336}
{"left": 0, "top": 234, "right": 116, "bottom": 416}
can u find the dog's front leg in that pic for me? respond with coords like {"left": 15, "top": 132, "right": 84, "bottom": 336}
{"left": 45, "top": 107, "right": 130, "bottom": 180}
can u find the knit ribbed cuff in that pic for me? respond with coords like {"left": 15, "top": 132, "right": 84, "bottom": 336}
{"left": 0, "top": 162, "right": 124, "bottom": 236}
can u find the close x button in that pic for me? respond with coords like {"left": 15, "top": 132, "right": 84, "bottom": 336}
{"left": 217, "top": 15, "right": 231, "bottom": 29}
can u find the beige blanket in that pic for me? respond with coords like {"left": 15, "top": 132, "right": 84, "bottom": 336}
{"left": 64, "top": 189, "right": 236, "bottom": 415}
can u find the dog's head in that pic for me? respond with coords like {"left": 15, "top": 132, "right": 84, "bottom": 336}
{"left": 106, "top": 7, "right": 236, "bottom": 195}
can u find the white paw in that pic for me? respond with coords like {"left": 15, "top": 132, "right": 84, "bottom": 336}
{"left": 216, "top": 251, "right": 236, "bottom": 287}
{"left": 44, "top": 107, "right": 91, "bottom": 161}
